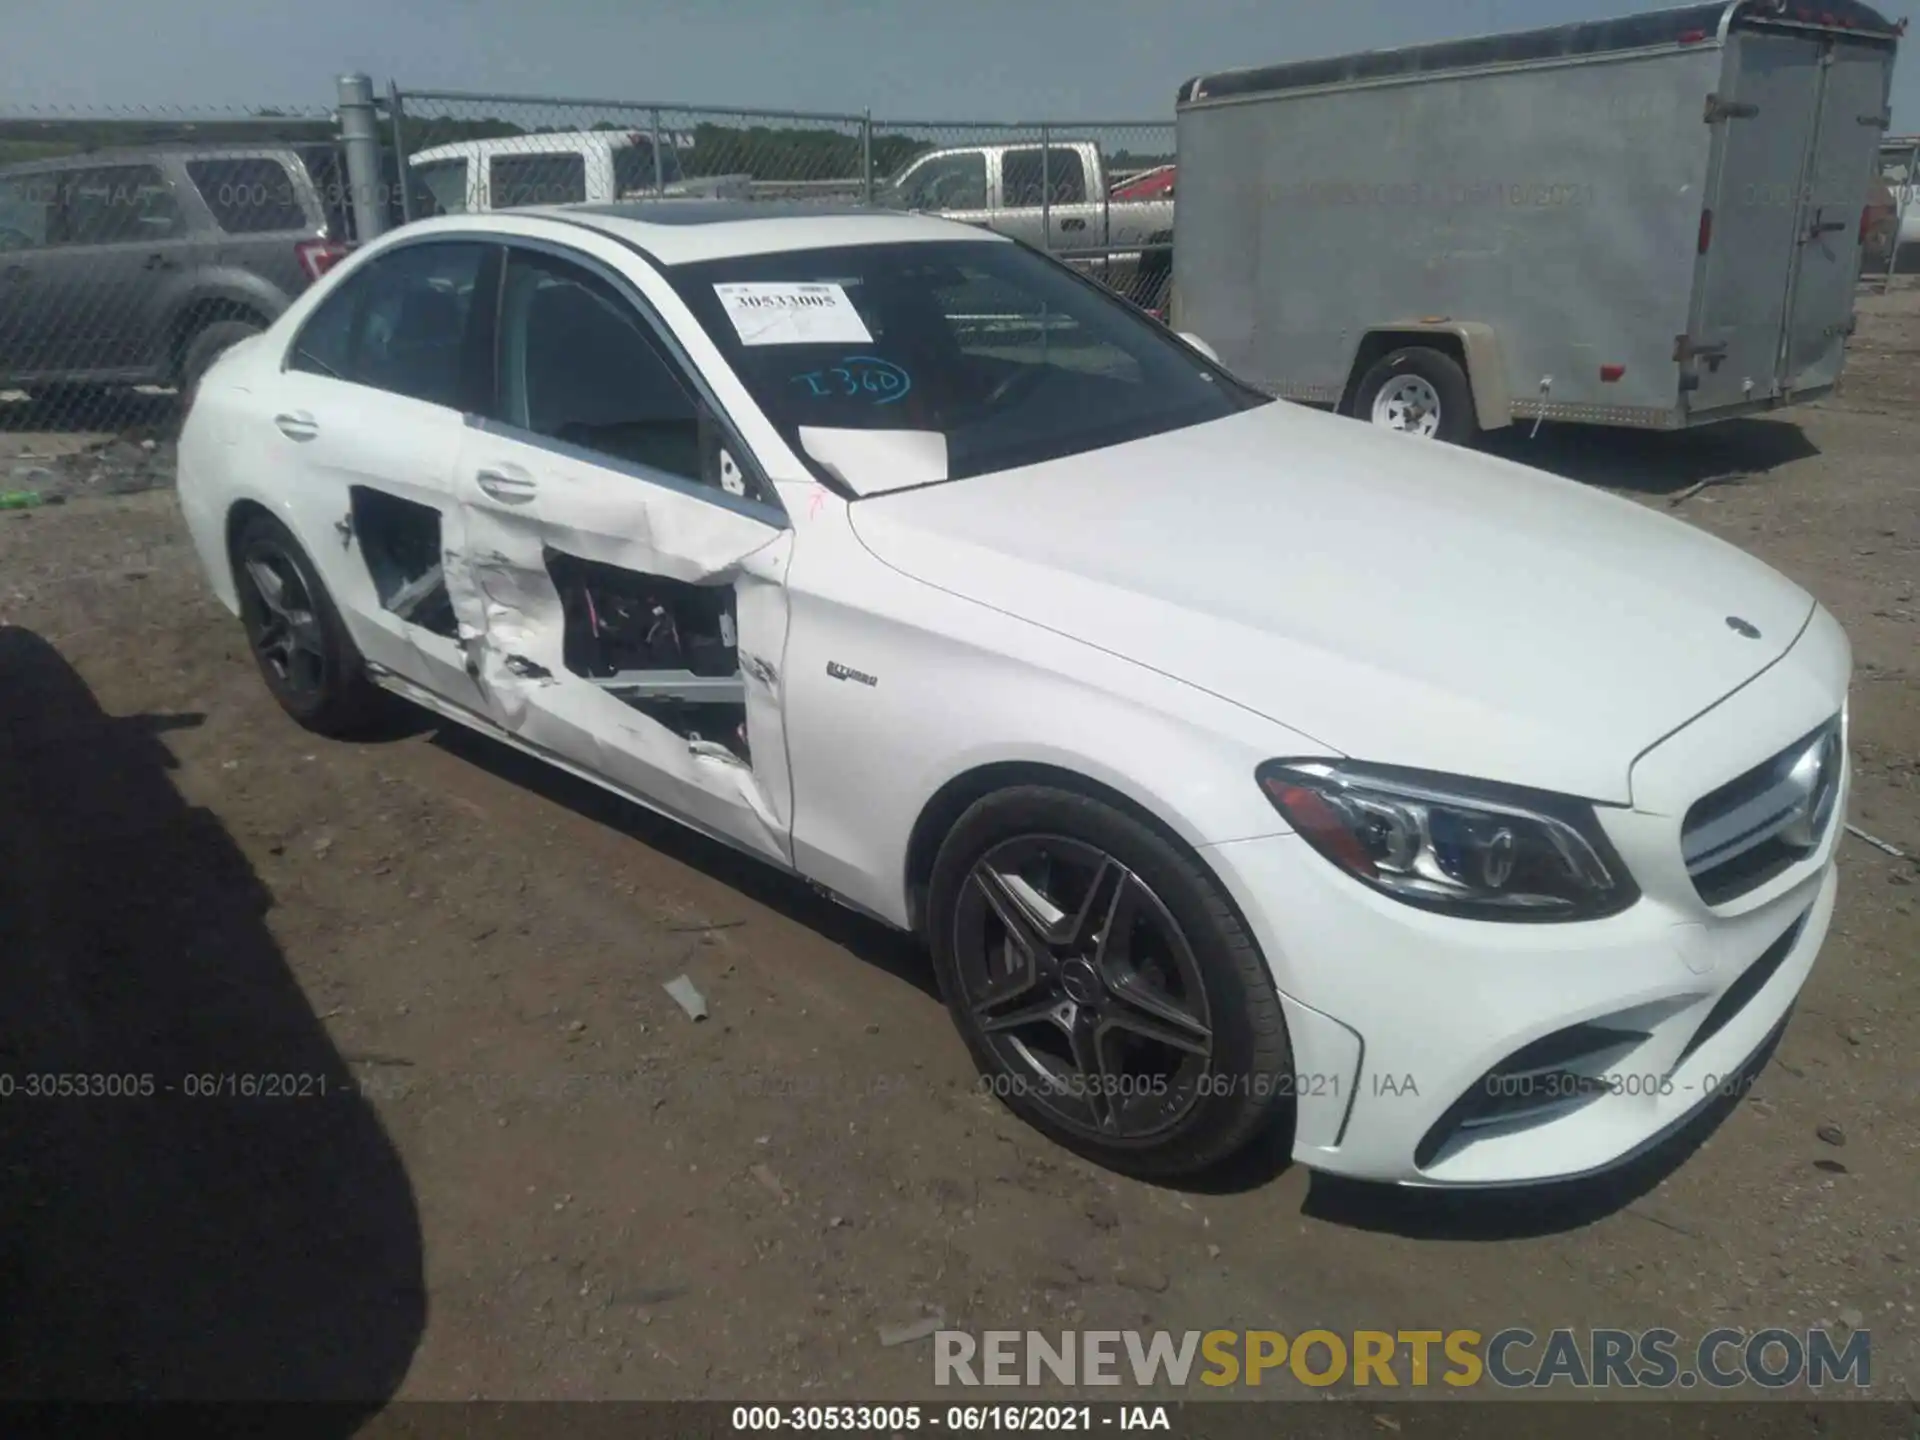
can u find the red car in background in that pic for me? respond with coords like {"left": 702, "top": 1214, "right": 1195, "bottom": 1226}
{"left": 1110, "top": 164, "right": 1175, "bottom": 201}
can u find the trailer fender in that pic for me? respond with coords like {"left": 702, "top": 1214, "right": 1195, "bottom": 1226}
{"left": 1344, "top": 322, "right": 1513, "bottom": 431}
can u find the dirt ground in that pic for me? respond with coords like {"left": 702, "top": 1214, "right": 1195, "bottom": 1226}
{"left": 0, "top": 291, "right": 1915, "bottom": 1414}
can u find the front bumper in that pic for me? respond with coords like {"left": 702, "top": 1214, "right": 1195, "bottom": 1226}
{"left": 1203, "top": 608, "right": 1851, "bottom": 1188}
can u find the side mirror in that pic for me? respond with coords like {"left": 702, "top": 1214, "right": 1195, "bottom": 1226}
{"left": 1178, "top": 332, "right": 1220, "bottom": 364}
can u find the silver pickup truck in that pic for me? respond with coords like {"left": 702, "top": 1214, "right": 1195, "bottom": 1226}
{"left": 876, "top": 140, "right": 1175, "bottom": 309}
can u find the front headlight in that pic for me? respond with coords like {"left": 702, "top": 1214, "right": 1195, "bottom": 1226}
{"left": 1256, "top": 760, "right": 1639, "bottom": 922}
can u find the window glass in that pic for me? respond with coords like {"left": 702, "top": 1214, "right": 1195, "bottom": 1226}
{"left": 496, "top": 248, "right": 709, "bottom": 483}
{"left": 611, "top": 139, "right": 685, "bottom": 195}
{"left": 54, "top": 165, "right": 182, "bottom": 245}
{"left": 669, "top": 239, "right": 1267, "bottom": 484}
{"left": 289, "top": 240, "right": 486, "bottom": 409}
{"left": 892, "top": 152, "right": 987, "bottom": 211}
{"left": 1001, "top": 148, "right": 1088, "bottom": 207}
{"left": 185, "top": 157, "right": 309, "bottom": 234}
{"left": 0, "top": 175, "right": 52, "bottom": 250}
{"left": 488, "top": 152, "right": 588, "bottom": 209}
{"left": 413, "top": 159, "right": 469, "bottom": 216}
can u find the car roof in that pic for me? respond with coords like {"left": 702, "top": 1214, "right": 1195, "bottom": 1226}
{"left": 0, "top": 140, "right": 323, "bottom": 176}
{"left": 410, "top": 131, "right": 648, "bottom": 164}
{"left": 406, "top": 201, "right": 1010, "bottom": 265}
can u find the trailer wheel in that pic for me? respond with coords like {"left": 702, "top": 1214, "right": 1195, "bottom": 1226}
{"left": 1353, "top": 347, "right": 1477, "bottom": 445}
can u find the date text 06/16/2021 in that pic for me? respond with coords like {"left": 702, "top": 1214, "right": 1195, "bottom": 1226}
{"left": 730, "top": 1406, "right": 1169, "bottom": 1432}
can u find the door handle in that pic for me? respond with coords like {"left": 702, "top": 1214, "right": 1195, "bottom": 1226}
{"left": 1060, "top": 217, "right": 1088, "bottom": 231}
{"left": 273, "top": 410, "right": 318, "bottom": 441}
{"left": 142, "top": 252, "right": 177, "bottom": 271}
{"left": 475, "top": 466, "right": 537, "bottom": 502}
{"left": 1805, "top": 209, "right": 1848, "bottom": 241}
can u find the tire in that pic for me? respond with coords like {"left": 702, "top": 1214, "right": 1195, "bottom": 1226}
{"left": 179, "top": 318, "right": 264, "bottom": 407}
{"left": 926, "top": 785, "right": 1293, "bottom": 1178}
{"left": 230, "top": 511, "right": 385, "bottom": 737}
{"left": 1352, "top": 345, "right": 1478, "bottom": 445}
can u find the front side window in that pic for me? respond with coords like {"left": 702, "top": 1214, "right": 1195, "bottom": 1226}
{"left": 668, "top": 238, "right": 1267, "bottom": 486}
{"left": 289, "top": 240, "right": 487, "bottom": 408}
{"left": 413, "top": 159, "right": 469, "bottom": 216}
{"left": 185, "top": 157, "right": 310, "bottom": 234}
{"left": 496, "top": 248, "right": 708, "bottom": 484}
{"left": 488, "top": 153, "right": 588, "bottom": 209}
{"left": 611, "top": 139, "right": 685, "bottom": 195}
{"left": 890, "top": 152, "right": 988, "bottom": 211}
{"left": 53, "top": 165, "right": 182, "bottom": 245}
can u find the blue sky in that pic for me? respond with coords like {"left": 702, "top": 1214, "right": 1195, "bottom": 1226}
{"left": 4, "top": 0, "right": 1914, "bottom": 127}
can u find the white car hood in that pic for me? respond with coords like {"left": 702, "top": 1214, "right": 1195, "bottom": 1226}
{"left": 847, "top": 402, "right": 1815, "bottom": 804}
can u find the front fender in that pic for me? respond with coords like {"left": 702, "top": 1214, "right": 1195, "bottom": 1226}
{"left": 780, "top": 506, "right": 1321, "bottom": 928}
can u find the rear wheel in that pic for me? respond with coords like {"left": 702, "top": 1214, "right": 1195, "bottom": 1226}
{"left": 231, "top": 512, "right": 383, "bottom": 737}
{"left": 180, "top": 318, "right": 264, "bottom": 408}
{"left": 1352, "top": 345, "right": 1478, "bottom": 445}
{"left": 926, "top": 785, "right": 1293, "bottom": 1178}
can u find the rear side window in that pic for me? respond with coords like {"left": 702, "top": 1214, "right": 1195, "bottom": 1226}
{"left": 413, "top": 159, "right": 468, "bottom": 217}
{"left": 1001, "top": 147, "right": 1088, "bottom": 207}
{"left": 488, "top": 152, "right": 587, "bottom": 208}
{"left": 289, "top": 240, "right": 490, "bottom": 409}
{"left": 52, "top": 164, "right": 182, "bottom": 245}
{"left": 185, "top": 157, "right": 310, "bottom": 234}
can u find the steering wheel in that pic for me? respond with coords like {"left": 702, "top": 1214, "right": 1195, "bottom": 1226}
{"left": 981, "top": 364, "right": 1048, "bottom": 411}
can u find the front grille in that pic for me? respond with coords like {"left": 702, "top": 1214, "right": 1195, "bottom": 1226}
{"left": 1682, "top": 718, "right": 1842, "bottom": 906}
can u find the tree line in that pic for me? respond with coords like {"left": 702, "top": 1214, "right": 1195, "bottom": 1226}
{"left": 3, "top": 113, "right": 1170, "bottom": 185}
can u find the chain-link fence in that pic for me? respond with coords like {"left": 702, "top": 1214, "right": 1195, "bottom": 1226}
{"left": 0, "top": 103, "right": 368, "bottom": 454}
{"left": 0, "top": 86, "right": 1176, "bottom": 458}
{"left": 386, "top": 90, "right": 874, "bottom": 215}
{"left": 383, "top": 93, "right": 1176, "bottom": 310}
{"left": 868, "top": 118, "right": 1176, "bottom": 314}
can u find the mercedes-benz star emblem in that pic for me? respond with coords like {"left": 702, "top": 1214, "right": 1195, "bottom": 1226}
{"left": 1725, "top": 616, "right": 1761, "bottom": 639}
{"left": 1777, "top": 728, "right": 1841, "bottom": 851}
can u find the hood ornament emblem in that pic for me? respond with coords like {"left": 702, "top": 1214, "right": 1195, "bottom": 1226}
{"left": 1725, "top": 616, "right": 1761, "bottom": 639}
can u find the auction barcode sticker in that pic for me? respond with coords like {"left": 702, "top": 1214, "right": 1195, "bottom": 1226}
{"left": 714, "top": 282, "right": 874, "bottom": 346}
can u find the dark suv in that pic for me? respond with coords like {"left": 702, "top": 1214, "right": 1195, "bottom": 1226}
{"left": 0, "top": 142, "right": 374, "bottom": 410}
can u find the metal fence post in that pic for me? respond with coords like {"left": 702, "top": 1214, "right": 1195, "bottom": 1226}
{"left": 861, "top": 110, "right": 874, "bottom": 204}
{"left": 386, "top": 79, "right": 413, "bottom": 225}
{"left": 651, "top": 107, "right": 666, "bottom": 195}
{"left": 337, "top": 73, "right": 388, "bottom": 241}
{"left": 1040, "top": 122, "right": 1052, "bottom": 251}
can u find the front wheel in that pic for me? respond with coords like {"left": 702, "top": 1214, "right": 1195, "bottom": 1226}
{"left": 1352, "top": 345, "right": 1478, "bottom": 445}
{"left": 926, "top": 785, "right": 1293, "bottom": 1178}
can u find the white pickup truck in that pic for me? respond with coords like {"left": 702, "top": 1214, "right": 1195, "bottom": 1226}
{"left": 876, "top": 140, "right": 1175, "bottom": 309}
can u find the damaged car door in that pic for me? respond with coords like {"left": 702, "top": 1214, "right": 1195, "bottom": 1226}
{"left": 275, "top": 237, "right": 494, "bottom": 707}
{"left": 447, "top": 242, "right": 796, "bottom": 864}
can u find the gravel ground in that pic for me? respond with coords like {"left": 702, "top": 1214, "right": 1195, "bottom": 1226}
{"left": 0, "top": 293, "right": 1914, "bottom": 1411}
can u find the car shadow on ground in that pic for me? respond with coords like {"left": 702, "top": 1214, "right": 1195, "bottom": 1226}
{"left": 0, "top": 626, "right": 423, "bottom": 1418}
{"left": 1478, "top": 415, "right": 1819, "bottom": 496}
{"left": 426, "top": 723, "right": 939, "bottom": 1001}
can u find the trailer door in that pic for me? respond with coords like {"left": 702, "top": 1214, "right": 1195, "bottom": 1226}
{"left": 1779, "top": 40, "right": 1892, "bottom": 396}
{"left": 1690, "top": 32, "right": 1826, "bottom": 413}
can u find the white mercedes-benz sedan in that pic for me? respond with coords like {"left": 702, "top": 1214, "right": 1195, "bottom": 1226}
{"left": 176, "top": 202, "right": 1850, "bottom": 1186}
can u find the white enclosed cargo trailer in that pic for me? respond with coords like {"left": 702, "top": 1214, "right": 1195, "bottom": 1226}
{"left": 1171, "top": 0, "right": 1903, "bottom": 443}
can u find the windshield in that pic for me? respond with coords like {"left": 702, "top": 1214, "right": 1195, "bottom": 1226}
{"left": 667, "top": 239, "right": 1267, "bottom": 488}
